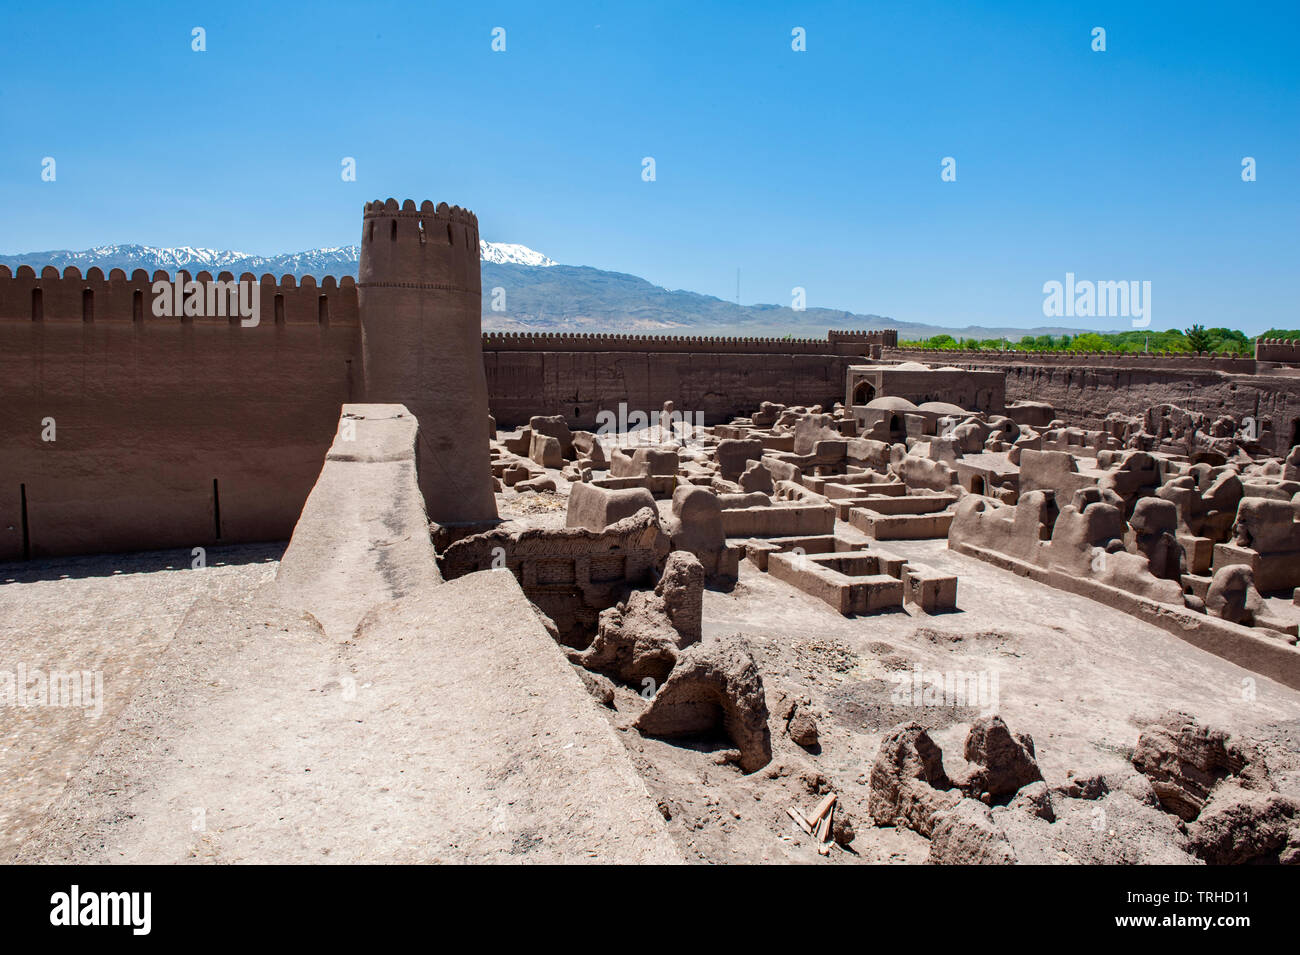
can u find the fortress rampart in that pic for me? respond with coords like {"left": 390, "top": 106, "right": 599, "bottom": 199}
{"left": 0, "top": 291, "right": 894, "bottom": 556}
{"left": 480, "top": 329, "right": 895, "bottom": 356}
{"left": 0, "top": 264, "right": 360, "bottom": 326}
{"left": 3, "top": 229, "right": 1297, "bottom": 559}
{"left": 0, "top": 264, "right": 361, "bottom": 560}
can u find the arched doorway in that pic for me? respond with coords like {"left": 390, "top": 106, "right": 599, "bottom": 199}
{"left": 852, "top": 380, "right": 876, "bottom": 405}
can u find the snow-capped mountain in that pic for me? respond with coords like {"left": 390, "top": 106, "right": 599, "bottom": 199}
{"left": 0, "top": 241, "right": 555, "bottom": 276}
{"left": 1, "top": 239, "right": 967, "bottom": 337}
{"left": 478, "top": 242, "right": 555, "bottom": 267}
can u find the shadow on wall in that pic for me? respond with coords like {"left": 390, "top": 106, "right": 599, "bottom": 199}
{"left": 0, "top": 541, "right": 285, "bottom": 585}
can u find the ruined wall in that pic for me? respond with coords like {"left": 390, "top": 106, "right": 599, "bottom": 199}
{"left": 0, "top": 265, "right": 359, "bottom": 559}
{"left": 881, "top": 348, "right": 1300, "bottom": 455}
{"left": 483, "top": 344, "right": 859, "bottom": 429}
{"left": 481, "top": 330, "right": 895, "bottom": 428}
{"left": 1003, "top": 365, "right": 1300, "bottom": 452}
{"left": 851, "top": 367, "right": 1006, "bottom": 414}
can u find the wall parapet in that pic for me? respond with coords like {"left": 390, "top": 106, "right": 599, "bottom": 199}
{"left": 0, "top": 265, "right": 359, "bottom": 326}
{"left": 1256, "top": 338, "right": 1300, "bottom": 364}
{"left": 359, "top": 197, "right": 480, "bottom": 294}
{"left": 885, "top": 346, "right": 1258, "bottom": 374}
{"left": 828, "top": 328, "right": 898, "bottom": 346}
{"left": 362, "top": 197, "right": 478, "bottom": 225}
{"left": 482, "top": 329, "right": 896, "bottom": 355}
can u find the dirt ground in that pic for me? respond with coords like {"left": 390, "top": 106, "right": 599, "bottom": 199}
{"left": 4, "top": 479, "right": 1299, "bottom": 864}
{"left": 501, "top": 480, "right": 1300, "bottom": 864}
{"left": 0, "top": 544, "right": 281, "bottom": 861}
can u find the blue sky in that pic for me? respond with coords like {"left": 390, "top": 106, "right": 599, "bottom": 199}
{"left": 1, "top": 1, "right": 1296, "bottom": 333}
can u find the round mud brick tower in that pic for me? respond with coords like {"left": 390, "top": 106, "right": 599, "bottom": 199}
{"left": 358, "top": 199, "right": 498, "bottom": 526}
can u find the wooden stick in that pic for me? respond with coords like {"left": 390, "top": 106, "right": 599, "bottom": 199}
{"left": 807, "top": 793, "right": 837, "bottom": 826}
{"left": 786, "top": 807, "right": 813, "bottom": 834}
{"left": 816, "top": 805, "right": 834, "bottom": 855}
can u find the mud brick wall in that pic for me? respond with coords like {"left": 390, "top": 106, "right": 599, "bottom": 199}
{"left": 0, "top": 272, "right": 890, "bottom": 560}
{"left": 0, "top": 266, "right": 359, "bottom": 560}
{"left": 883, "top": 348, "right": 1300, "bottom": 455}
{"left": 1255, "top": 339, "right": 1300, "bottom": 364}
{"left": 15, "top": 255, "right": 1299, "bottom": 563}
{"left": 482, "top": 346, "right": 860, "bottom": 429}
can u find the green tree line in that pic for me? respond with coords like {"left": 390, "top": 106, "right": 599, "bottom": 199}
{"left": 900, "top": 326, "right": 1300, "bottom": 354}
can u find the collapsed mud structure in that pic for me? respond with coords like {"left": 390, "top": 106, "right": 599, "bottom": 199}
{"left": 3, "top": 199, "right": 1300, "bottom": 865}
{"left": 473, "top": 374, "right": 1300, "bottom": 863}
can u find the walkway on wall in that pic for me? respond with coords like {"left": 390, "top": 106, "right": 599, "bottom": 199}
{"left": 16, "top": 406, "right": 679, "bottom": 863}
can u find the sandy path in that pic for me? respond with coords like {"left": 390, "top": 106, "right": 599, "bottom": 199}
{"left": 0, "top": 544, "right": 281, "bottom": 861}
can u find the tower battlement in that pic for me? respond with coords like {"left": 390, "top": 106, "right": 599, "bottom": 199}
{"left": 359, "top": 198, "right": 480, "bottom": 294}
{"left": 1256, "top": 338, "right": 1300, "bottom": 364}
{"left": 357, "top": 198, "right": 496, "bottom": 525}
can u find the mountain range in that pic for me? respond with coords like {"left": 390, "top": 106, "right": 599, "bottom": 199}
{"left": 0, "top": 242, "right": 1095, "bottom": 340}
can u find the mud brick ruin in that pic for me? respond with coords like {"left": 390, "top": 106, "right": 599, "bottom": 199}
{"left": 3, "top": 199, "right": 1300, "bottom": 866}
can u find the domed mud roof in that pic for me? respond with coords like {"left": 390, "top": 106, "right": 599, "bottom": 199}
{"left": 864, "top": 396, "right": 919, "bottom": 411}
